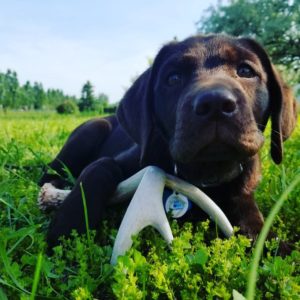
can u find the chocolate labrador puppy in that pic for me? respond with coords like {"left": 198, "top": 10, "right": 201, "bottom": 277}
{"left": 40, "top": 34, "right": 297, "bottom": 247}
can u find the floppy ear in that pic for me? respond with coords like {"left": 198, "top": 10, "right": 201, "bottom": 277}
{"left": 239, "top": 38, "right": 297, "bottom": 164}
{"left": 117, "top": 42, "right": 177, "bottom": 165}
{"left": 117, "top": 68, "right": 153, "bottom": 154}
{"left": 271, "top": 66, "right": 298, "bottom": 142}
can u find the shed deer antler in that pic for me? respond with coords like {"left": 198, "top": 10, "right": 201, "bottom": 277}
{"left": 110, "top": 167, "right": 173, "bottom": 265}
{"left": 38, "top": 166, "right": 233, "bottom": 265}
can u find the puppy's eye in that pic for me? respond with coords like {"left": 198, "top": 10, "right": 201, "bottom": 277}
{"left": 167, "top": 73, "right": 182, "bottom": 86}
{"left": 237, "top": 63, "right": 256, "bottom": 78}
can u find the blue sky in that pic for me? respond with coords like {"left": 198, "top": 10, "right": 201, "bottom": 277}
{"left": 0, "top": 0, "right": 219, "bottom": 102}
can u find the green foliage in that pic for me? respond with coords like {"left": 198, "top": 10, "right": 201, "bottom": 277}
{"left": 31, "top": 82, "right": 46, "bottom": 110}
{"left": 56, "top": 100, "right": 78, "bottom": 114}
{"left": 0, "top": 70, "right": 111, "bottom": 112}
{"left": 197, "top": 0, "right": 300, "bottom": 84}
{"left": 0, "top": 70, "right": 18, "bottom": 110}
{"left": 0, "top": 69, "right": 78, "bottom": 111}
{"left": 97, "top": 93, "right": 109, "bottom": 108}
{"left": 112, "top": 222, "right": 251, "bottom": 300}
{"left": 260, "top": 252, "right": 300, "bottom": 299}
{"left": 0, "top": 111, "right": 299, "bottom": 298}
{"left": 78, "top": 81, "right": 110, "bottom": 113}
{"left": 246, "top": 173, "right": 300, "bottom": 300}
{"left": 78, "top": 81, "right": 95, "bottom": 112}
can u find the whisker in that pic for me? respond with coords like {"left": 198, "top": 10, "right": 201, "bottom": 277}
{"left": 255, "top": 122, "right": 282, "bottom": 136}
{"left": 256, "top": 121, "right": 300, "bottom": 135}
{"left": 269, "top": 139, "right": 281, "bottom": 151}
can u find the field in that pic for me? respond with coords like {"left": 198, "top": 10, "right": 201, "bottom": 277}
{"left": 0, "top": 111, "right": 299, "bottom": 299}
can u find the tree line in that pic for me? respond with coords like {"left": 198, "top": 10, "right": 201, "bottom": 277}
{"left": 0, "top": 70, "right": 113, "bottom": 113}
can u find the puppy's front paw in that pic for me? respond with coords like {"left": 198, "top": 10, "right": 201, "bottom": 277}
{"left": 238, "top": 214, "right": 264, "bottom": 241}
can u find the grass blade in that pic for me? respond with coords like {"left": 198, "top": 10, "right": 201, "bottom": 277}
{"left": 0, "top": 287, "right": 8, "bottom": 300}
{"left": 0, "top": 198, "right": 32, "bottom": 225}
{"left": 30, "top": 253, "right": 43, "bottom": 300}
{"left": 79, "top": 182, "right": 91, "bottom": 245}
{"left": 0, "top": 241, "right": 29, "bottom": 294}
{"left": 246, "top": 173, "right": 300, "bottom": 300}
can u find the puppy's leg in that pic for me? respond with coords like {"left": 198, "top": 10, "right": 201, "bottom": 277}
{"left": 229, "top": 187, "right": 291, "bottom": 255}
{"left": 40, "top": 118, "right": 112, "bottom": 188}
{"left": 47, "top": 157, "right": 123, "bottom": 248}
{"left": 231, "top": 194, "right": 264, "bottom": 239}
{"left": 227, "top": 155, "right": 264, "bottom": 239}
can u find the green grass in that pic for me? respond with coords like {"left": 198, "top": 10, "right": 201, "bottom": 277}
{"left": 246, "top": 173, "right": 300, "bottom": 300}
{"left": 0, "top": 111, "right": 299, "bottom": 299}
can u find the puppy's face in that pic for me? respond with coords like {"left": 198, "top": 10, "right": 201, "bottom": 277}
{"left": 118, "top": 35, "right": 297, "bottom": 187}
{"left": 151, "top": 36, "right": 270, "bottom": 186}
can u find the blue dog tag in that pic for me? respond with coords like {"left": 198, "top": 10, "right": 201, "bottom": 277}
{"left": 163, "top": 189, "right": 192, "bottom": 218}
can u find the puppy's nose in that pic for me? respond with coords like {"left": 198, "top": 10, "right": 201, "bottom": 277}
{"left": 193, "top": 88, "right": 237, "bottom": 118}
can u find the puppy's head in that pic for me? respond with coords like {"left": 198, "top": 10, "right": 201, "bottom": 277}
{"left": 117, "top": 34, "right": 297, "bottom": 186}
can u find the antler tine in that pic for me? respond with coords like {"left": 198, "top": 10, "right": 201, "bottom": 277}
{"left": 109, "top": 168, "right": 148, "bottom": 204}
{"left": 165, "top": 174, "right": 233, "bottom": 237}
{"left": 110, "top": 166, "right": 173, "bottom": 265}
{"left": 37, "top": 168, "right": 148, "bottom": 209}
{"left": 38, "top": 183, "right": 71, "bottom": 211}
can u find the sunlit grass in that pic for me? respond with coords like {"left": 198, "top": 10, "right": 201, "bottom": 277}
{"left": 0, "top": 111, "right": 299, "bottom": 299}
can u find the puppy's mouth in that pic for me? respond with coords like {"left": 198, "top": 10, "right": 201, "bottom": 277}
{"left": 175, "top": 159, "right": 243, "bottom": 188}
{"left": 192, "top": 142, "right": 243, "bottom": 162}
{"left": 173, "top": 142, "right": 245, "bottom": 187}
